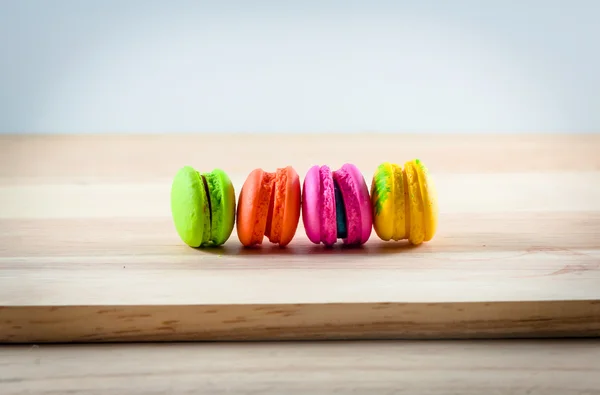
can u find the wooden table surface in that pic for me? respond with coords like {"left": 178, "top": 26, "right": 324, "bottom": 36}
{"left": 1, "top": 134, "right": 600, "bottom": 342}
{"left": 2, "top": 340, "right": 600, "bottom": 395}
{"left": 1, "top": 134, "right": 600, "bottom": 393}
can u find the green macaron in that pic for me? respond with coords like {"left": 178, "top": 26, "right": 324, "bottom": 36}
{"left": 170, "top": 166, "right": 236, "bottom": 247}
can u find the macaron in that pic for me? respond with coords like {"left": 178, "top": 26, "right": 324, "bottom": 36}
{"left": 370, "top": 159, "right": 438, "bottom": 245}
{"left": 302, "top": 163, "right": 372, "bottom": 246}
{"left": 236, "top": 166, "right": 301, "bottom": 247}
{"left": 170, "top": 166, "right": 236, "bottom": 247}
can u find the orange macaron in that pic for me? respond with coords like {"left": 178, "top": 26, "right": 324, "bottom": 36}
{"left": 236, "top": 166, "right": 301, "bottom": 247}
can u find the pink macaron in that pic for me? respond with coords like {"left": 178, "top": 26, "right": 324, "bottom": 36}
{"left": 302, "top": 163, "right": 372, "bottom": 246}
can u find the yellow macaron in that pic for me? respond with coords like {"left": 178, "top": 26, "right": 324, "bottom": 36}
{"left": 370, "top": 159, "right": 438, "bottom": 245}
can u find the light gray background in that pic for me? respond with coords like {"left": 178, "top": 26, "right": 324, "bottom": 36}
{"left": 1, "top": 0, "right": 598, "bottom": 134}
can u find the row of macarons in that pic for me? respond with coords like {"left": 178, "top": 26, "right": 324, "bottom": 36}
{"left": 170, "top": 160, "right": 438, "bottom": 248}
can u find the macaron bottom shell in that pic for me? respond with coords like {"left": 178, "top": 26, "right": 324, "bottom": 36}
{"left": 332, "top": 164, "right": 372, "bottom": 245}
{"left": 204, "top": 169, "right": 236, "bottom": 245}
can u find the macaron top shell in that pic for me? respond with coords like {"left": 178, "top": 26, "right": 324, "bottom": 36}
{"left": 237, "top": 168, "right": 273, "bottom": 246}
{"left": 170, "top": 166, "right": 211, "bottom": 247}
{"left": 371, "top": 162, "right": 407, "bottom": 241}
{"left": 302, "top": 165, "right": 336, "bottom": 245}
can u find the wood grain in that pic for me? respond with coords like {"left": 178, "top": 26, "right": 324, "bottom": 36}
{"left": 2, "top": 340, "right": 600, "bottom": 395}
{"left": 1, "top": 134, "right": 599, "bottom": 342}
{"left": 3, "top": 301, "right": 600, "bottom": 343}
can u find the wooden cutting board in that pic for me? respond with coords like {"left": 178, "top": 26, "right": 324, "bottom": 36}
{"left": 1, "top": 134, "right": 599, "bottom": 343}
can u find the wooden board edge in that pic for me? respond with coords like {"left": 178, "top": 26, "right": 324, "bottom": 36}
{"left": 2, "top": 300, "right": 600, "bottom": 343}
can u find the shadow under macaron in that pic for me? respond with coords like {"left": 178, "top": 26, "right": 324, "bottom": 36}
{"left": 193, "top": 238, "right": 425, "bottom": 257}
